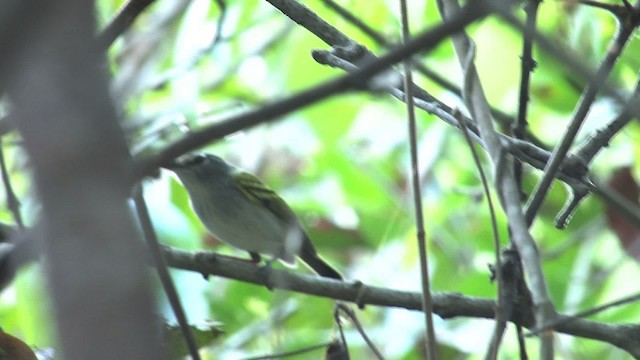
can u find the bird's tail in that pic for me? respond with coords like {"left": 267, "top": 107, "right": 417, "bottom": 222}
{"left": 299, "top": 239, "right": 343, "bottom": 280}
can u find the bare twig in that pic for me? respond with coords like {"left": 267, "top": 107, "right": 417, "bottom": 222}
{"left": 456, "top": 38, "right": 505, "bottom": 360}
{"left": 527, "top": 291, "right": 640, "bottom": 336}
{"left": 335, "top": 303, "right": 385, "bottom": 359}
{"left": 513, "top": 0, "right": 540, "bottom": 195}
{"left": 133, "top": 189, "right": 201, "bottom": 360}
{"left": 398, "top": 0, "right": 437, "bottom": 358}
{"left": 319, "top": 0, "right": 544, "bottom": 147}
{"left": 524, "top": 4, "right": 638, "bottom": 226}
{"left": 457, "top": 105, "right": 504, "bottom": 359}
{"left": 0, "top": 138, "right": 23, "bottom": 229}
{"left": 574, "top": 75, "right": 640, "bottom": 164}
{"left": 98, "top": 0, "right": 158, "bottom": 50}
{"left": 136, "top": 1, "right": 491, "bottom": 178}
{"left": 436, "top": 0, "right": 556, "bottom": 358}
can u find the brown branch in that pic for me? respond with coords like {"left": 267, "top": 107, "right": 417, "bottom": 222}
{"left": 524, "top": 2, "right": 638, "bottom": 226}
{"left": 163, "top": 246, "right": 640, "bottom": 357}
{"left": 135, "top": 0, "right": 491, "bottom": 178}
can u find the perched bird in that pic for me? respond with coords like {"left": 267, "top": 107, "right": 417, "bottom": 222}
{"left": 165, "top": 153, "right": 342, "bottom": 280}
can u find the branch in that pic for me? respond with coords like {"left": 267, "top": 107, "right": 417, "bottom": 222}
{"left": 135, "top": 0, "right": 491, "bottom": 178}
{"left": 98, "top": 0, "right": 158, "bottom": 51}
{"left": 398, "top": 0, "right": 438, "bottom": 357}
{"left": 524, "top": 3, "right": 638, "bottom": 225}
{"left": 4, "top": 229, "right": 640, "bottom": 356}
{"left": 319, "top": 0, "right": 548, "bottom": 149}
{"left": 163, "top": 246, "right": 640, "bottom": 357}
{"left": 436, "top": 0, "right": 556, "bottom": 358}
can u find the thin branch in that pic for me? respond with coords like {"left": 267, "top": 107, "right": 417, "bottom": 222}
{"left": 436, "top": 0, "right": 556, "bottom": 358}
{"left": 398, "top": 0, "right": 438, "bottom": 358}
{"left": 319, "top": 0, "right": 543, "bottom": 147}
{"left": 578, "top": 0, "right": 630, "bottom": 17}
{"left": 4, "top": 228, "right": 640, "bottom": 357}
{"left": 133, "top": 189, "right": 201, "bottom": 360}
{"left": 493, "top": 7, "right": 629, "bottom": 104}
{"left": 527, "top": 291, "right": 640, "bottom": 336}
{"left": 574, "top": 74, "right": 640, "bottom": 164}
{"left": 0, "top": 138, "right": 23, "bottom": 229}
{"left": 335, "top": 303, "right": 385, "bottom": 359}
{"left": 513, "top": 0, "right": 540, "bottom": 195}
{"left": 524, "top": 6, "right": 637, "bottom": 225}
{"left": 135, "top": 1, "right": 491, "bottom": 178}
{"left": 98, "top": 0, "right": 158, "bottom": 51}
{"left": 265, "top": 0, "right": 353, "bottom": 47}
{"left": 457, "top": 115, "right": 503, "bottom": 359}
{"left": 312, "top": 49, "right": 485, "bottom": 146}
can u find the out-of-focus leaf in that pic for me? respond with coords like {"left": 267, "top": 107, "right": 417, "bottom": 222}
{"left": 604, "top": 167, "right": 640, "bottom": 261}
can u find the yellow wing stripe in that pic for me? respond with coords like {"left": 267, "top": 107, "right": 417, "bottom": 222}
{"left": 234, "top": 172, "right": 293, "bottom": 222}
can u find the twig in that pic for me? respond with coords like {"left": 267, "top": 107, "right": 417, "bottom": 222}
{"left": 133, "top": 189, "right": 201, "bottom": 360}
{"left": 398, "top": 0, "right": 438, "bottom": 358}
{"left": 574, "top": 75, "right": 640, "bottom": 164}
{"left": 319, "top": 0, "right": 543, "bottom": 147}
{"left": 336, "top": 303, "right": 384, "bottom": 359}
{"left": 98, "top": 0, "right": 158, "bottom": 50}
{"left": 527, "top": 291, "right": 640, "bottom": 336}
{"left": 513, "top": 0, "right": 540, "bottom": 196}
{"left": 135, "top": 0, "right": 491, "bottom": 178}
{"left": 524, "top": 6, "right": 638, "bottom": 225}
{"left": 456, "top": 38, "right": 505, "bottom": 360}
{"left": 436, "top": 0, "right": 556, "bottom": 358}
{"left": 0, "top": 138, "right": 23, "bottom": 229}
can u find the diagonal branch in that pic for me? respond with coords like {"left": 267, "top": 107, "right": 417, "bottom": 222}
{"left": 136, "top": 0, "right": 491, "bottom": 178}
{"left": 524, "top": 3, "right": 638, "bottom": 225}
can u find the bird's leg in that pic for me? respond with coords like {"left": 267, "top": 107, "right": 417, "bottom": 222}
{"left": 248, "top": 251, "right": 262, "bottom": 264}
{"left": 256, "top": 258, "right": 276, "bottom": 290}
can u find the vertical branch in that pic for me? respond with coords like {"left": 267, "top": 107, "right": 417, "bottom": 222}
{"left": 398, "top": 1, "right": 438, "bottom": 359}
{"left": 506, "top": 1, "right": 540, "bottom": 357}
{"left": 513, "top": 0, "right": 540, "bottom": 192}
{"left": 436, "top": 0, "right": 556, "bottom": 358}
{"left": 457, "top": 114, "right": 504, "bottom": 360}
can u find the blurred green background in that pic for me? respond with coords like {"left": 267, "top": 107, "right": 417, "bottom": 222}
{"left": 2, "top": 0, "right": 640, "bottom": 358}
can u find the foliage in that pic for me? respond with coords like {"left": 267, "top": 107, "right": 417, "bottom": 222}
{"left": 2, "top": 0, "right": 640, "bottom": 359}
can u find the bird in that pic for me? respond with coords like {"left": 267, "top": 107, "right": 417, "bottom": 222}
{"left": 164, "top": 153, "right": 342, "bottom": 280}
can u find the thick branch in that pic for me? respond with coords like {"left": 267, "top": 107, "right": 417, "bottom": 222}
{"left": 163, "top": 247, "right": 640, "bottom": 357}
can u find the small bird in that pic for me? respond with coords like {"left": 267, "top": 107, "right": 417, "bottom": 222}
{"left": 165, "top": 153, "right": 342, "bottom": 280}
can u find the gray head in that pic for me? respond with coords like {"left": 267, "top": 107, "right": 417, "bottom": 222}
{"left": 165, "top": 153, "right": 233, "bottom": 191}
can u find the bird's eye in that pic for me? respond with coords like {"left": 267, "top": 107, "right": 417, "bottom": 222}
{"left": 190, "top": 154, "right": 207, "bottom": 165}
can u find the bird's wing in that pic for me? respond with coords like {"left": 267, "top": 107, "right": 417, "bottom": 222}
{"left": 232, "top": 171, "right": 296, "bottom": 223}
